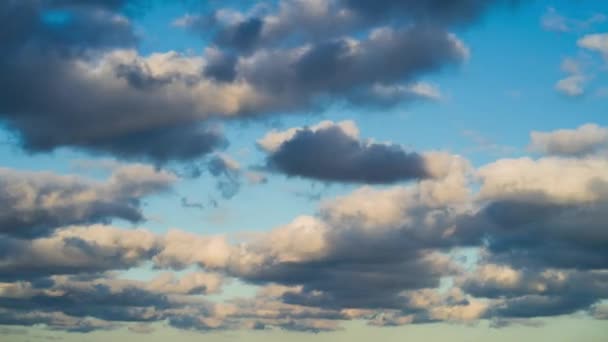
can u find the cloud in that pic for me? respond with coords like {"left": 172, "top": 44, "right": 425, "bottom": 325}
{"left": 237, "top": 26, "right": 467, "bottom": 109}
{"left": 204, "top": 153, "right": 267, "bottom": 200}
{"left": 0, "top": 272, "right": 222, "bottom": 324}
{"left": 477, "top": 156, "right": 608, "bottom": 204}
{"left": 2, "top": 123, "right": 608, "bottom": 332}
{"left": 0, "top": 161, "right": 606, "bottom": 331}
{"left": 1, "top": 0, "right": 231, "bottom": 163}
{"left": 0, "top": 225, "right": 160, "bottom": 281}
{"left": 554, "top": 57, "right": 588, "bottom": 97}
{"left": 0, "top": 309, "right": 116, "bottom": 333}
{"left": 207, "top": 153, "right": 243, "bottom": 199}
{"left": 578, "top": 33, "right": 608, "bottom": 59}
{"left": 259, "top": 120, "right": 443, "bottom": 184}
{"left": 529, "top": 123, "right": 608, "bottom": 157}
{"left": 459, "top": 153, "right": 608, "bottom": 320}
{"left": 154, "top": 168, "right": 477, "bottom": 312}
{"left": 555, "top": 75, "right": 586, "bottom": 97}
{"left": 0, "top": 164, "right": 176, "bottom": 238}
{"left": 0, "top": 1, "right": 477, "bottom": 163}
{"left": 541, "top": 7, "right": 606, "bottom": 33}
{"left": 475, "top": 156, "right": 608, "bottom": 269}
{"left": 195, "top": 0, "right": 512, "bottom": 52}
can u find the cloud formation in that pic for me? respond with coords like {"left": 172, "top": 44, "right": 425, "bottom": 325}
{"left": 0, "top": 0, "right": 476, "bottom": 163}
{"left": 0, "top": 164, "right": 175, "bottom": 238}
{"left": 529, "top": 123, "right": 608, "bottom": 156}
{"left": 2, "top": 1, "right": 607, "bottom": 336}
{"left": 259, "top": 120, "right": 457, "bottom": 184}
{"left": 2, "top": 139, "right": 608, "bottom": 330}
{"left": 578, "top": 33, "right": 608, "bottom": 59}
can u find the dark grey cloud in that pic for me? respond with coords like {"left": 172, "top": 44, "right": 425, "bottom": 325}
{"left": 215, "top": 17, "right": 264, "bottom": 53}
{"left": 490, "top": 295, "right": 597, "bottom": 319}
{"left": 0, "top": 165, "right": 175, "bottom": 239}
{"left": 454, "top": 156, "right": 608, "bottom": 321}
{"left": 0, "top": 0, "right": 228, "bottom": 164}
{"left": 476, "top": 200, "right": 608, "bottom": 270}
{"left": 1, "top": 0, "right": 475, "bottom": 164}
{"left": 1, "top": 0, "right": 136, "bottom": 53}
{"left": 463, "top": 268, "right": 608, "bottom": 302}
{"left": 203, "top": 51, "right": 238, "bottom": 82}
{"left": 0, "top": 285, "right": 173, "bottom": 323}
{"left": 263, "top": 124, "right": 430, "bottom": 184}
{"left": 238, "top": 26, "right": 466, "bottom": 110}
{"left": 0, "top": 276, "right": 187, "bottom": 332}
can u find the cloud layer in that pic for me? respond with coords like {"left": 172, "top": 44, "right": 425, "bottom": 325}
{"left": 2, "top": 136, "right": 608, "bottom": 331}
{"left": 0, "top": 0, "right": 477, "bottom": 163}
{"left": 0, "top": 164, "right": 175, "bottom": 238}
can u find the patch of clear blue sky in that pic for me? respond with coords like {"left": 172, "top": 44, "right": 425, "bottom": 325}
{"left": 1, "top": 1, "right": 608, "bottom": 338}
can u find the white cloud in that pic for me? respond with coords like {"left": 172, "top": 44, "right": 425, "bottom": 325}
{"left": 578, "top": 33, "right": 608, "bottom": 59}
{"left": 477, "top": 156, "right": 608, "bottom": 204}
{"left": 529, "top": 123, "right": 608, "bottom": 156}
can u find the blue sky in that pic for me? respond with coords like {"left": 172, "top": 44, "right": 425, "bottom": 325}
{"left": 1, "top": 0, "right": 608, "bottom": 341}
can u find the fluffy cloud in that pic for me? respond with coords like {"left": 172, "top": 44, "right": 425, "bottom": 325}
{"left": 155, "top": 170, "right": 476, "bottom": 311}
{"left": 0, "top": 271, "right": 223, "bottom": 325}
{"left": 259, "top": 120, "right": 468, "bottom": 184}
{"left": 529, "top": 123, "right": 608, "bottom": 156}
{"left": 477, "top": 156, "right": 608, "bottom": 204}
{"left": 0, "top": 164, "right": 176, "bottom": 238}
{"left": 474, "top": 155, "right": 608, "bottom": 271}
{"left": 2, "top": 146, "right": 608, "bottom": 331}
{"left": 1, "top": 1, "right": 474, "bottom": 163}
{"left": 0, "top": 225, "right": 159, "bottom": 281}
{"left": 578, "top": 33, "right": 608, "bottom": 59}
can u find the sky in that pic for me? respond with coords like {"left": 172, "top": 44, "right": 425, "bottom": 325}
{"left": 1, "top": 0, "right": 608, "bottom": 341}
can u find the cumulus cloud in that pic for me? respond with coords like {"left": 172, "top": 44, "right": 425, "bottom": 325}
{"left": 578, "top": 33, "right": 608, "bottom": 59}
{"left": 0, "top": 0, "right": 476, "bottom": 163}
{"left": 2, "top": 142, "right": 608, "bottom": 331}
{"left": 154, "top": 169, "right": 477, "bottom": 311}
{"left": 456, "top": 150, "right": 608, "bottom": 320}
{"left": 259, "top": 120, "right": 467, "bottom": 184}
{"left": 477, "top": 156, "right": 608, "bottom": 204}
{"left": 0, "top": 0, "right": 229, "bottom": 163}
{"left": 0, "top": 164, "right": 176, "bottom": 238}
{"left": 0, "top": 225, "right": 160, "bottom": 281}
{"left": 529, "top": 123, "right": 608, "bottom": 156}
{"left": 0, "top": 271, "right": 223, "bottom": 325}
